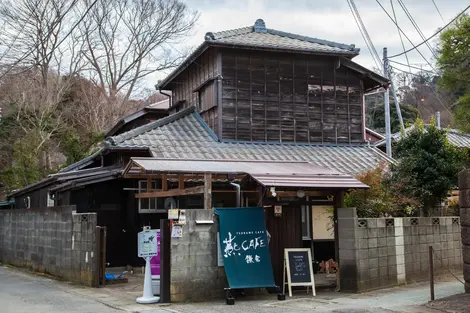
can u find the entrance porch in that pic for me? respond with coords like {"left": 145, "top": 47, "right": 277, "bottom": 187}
{"left": 121, "top": 157, "right": 368, "bottom": 301}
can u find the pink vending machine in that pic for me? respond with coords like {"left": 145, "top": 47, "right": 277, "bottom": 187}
{"left": 150, "top": 229, "right": 161, "bottom": 295}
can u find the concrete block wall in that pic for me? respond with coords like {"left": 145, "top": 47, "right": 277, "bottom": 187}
{"left": 459, "top": 169, "right": 470, "bottom": 292}
{"left": 170, "top": 209, "right": 227, "bottom": 302}
{"left": 403, "top": 217, "right": 461, "bottom": 284}
{"left": 338, "top": 208, "right": 462, "bottom": 293}
{"left": 0, "top": 206, "right": 98, "bottom": 286}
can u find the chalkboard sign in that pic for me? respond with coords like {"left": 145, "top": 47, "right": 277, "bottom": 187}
{"left": 283, "top": 248, "right": 316, "bottom": 297}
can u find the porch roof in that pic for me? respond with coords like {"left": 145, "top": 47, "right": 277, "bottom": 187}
{"left": 124, "top": 158, "right": 369, "bottom": 189}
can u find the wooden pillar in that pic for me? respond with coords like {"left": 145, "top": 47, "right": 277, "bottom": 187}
{"left": 204, "top": 173, "right": 212, "bottom": 209}
{"left": 334, "top": 190, "right": 345, "bottom": 291}
{"left": 160, "top": 219, "right": 171, "bottom": 303}
{"left": 162, "top": 174, "right": 168, "bottom": 191}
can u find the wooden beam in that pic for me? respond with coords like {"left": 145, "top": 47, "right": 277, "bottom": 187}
{"left": 211, "top": 190, "right": 258, "bottom": 193}
{"left": 267, "top": 190, "right": 332, "bottom": 198}
{"left": 124, "top": 173, "right": 246, "bottom": 180}
{"left": 204, "top": 173, "right": 212, "bottom": 210}
{"left": 135, "top": 186, "right": 204, "bottom": 199}
{"left": 147, "top": 177, "right": 151, "bottom": 192}
{"left": 178, "top": 175, "right": 184, "bottom": 190}
{"left": 162, "top": 173, "right": 168, "bottom": 191}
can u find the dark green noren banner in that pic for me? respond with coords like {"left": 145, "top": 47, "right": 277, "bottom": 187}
{"left": 215, "top": 207, "right": 276, "bottom": 289}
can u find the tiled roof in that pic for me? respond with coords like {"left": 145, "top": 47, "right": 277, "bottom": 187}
{"left": 446, "top": 130, "right": 470, "bottom": 148}
{"left": 157, "top": 18, "right": 361, "bottom": 90}
{"left": 106, "top": 107, "right": 393, "bottom": 175}
{"left": 204, "top": 19, "right": 359, "bottom": 55}
{"left": 374, "top": 126, "right": 470, "bottom": 149}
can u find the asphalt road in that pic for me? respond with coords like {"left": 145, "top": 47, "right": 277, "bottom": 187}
{"left": 0, "top": 265, "right": 465, "bottom": 313}
{"left": 0, "top": 266, "right": 121, "bottom": 313}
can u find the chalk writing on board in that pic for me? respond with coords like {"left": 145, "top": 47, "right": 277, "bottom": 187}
{"left": 293, "top": 256, "right": 306, "bottom": 272}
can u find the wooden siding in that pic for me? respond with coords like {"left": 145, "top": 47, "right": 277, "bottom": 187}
{"left": 221, "top": 50, "right": 365, "bottom": 143}
{"left": 170, "top": 49, "right": 219, "bottom": 134}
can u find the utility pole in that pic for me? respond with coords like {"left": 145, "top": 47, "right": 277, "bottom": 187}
{"left": 390, "top": 82, "right": 405, "bottom": 134}
{"left": 384, "top": 48, "right": 392, "bottom": 158}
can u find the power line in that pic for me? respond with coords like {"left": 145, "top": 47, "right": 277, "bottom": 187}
{"left": 375, "top": 0, "right": 438, "bottom": 73}
{"left": 390, "top": 65, "right": 453, "bottom": 113}
{"left": 390, "top": 0, "right": 411, "bottom": 73}
{"left": 388, "top": 4, "right": 470, "bottom": 58}
{"left": 389, "top": 60, "right": 438, "bottom": 74}
{"left": 431, "top": 0, "right": 445, "bottom": 22}
{"left": 347, "top": 0, "right": 381, "bottom": 70}
{"left": 347, "top": 0, "right": 382, "bottom": 71}
{"left": 396, "top": 0, "right": 438, "bottom": 59}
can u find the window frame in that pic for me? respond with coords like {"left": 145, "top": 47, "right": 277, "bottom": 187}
{"left": 138, "top": 180, "right": 165, "bottom": 214}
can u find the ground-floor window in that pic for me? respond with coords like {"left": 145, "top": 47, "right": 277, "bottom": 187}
{"left": 138, "top": 180, "right": 163, "bottom": 213}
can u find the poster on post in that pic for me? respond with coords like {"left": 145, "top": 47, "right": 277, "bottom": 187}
{"left": 215, "top": 207, "right": 276, "bottom": 290}
{"left": 138, "top": 229, "right": 158, "bottom": 258}
{"left": 283, "top": 248, "right": 315, "bottom": 297}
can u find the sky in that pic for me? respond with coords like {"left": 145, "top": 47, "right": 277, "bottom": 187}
{"left": 149, "top": 0, "right": 469, "bottom": 89}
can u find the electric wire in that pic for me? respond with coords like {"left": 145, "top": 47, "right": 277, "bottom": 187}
{"left": 431, "top": 0, "right": 445, "bottom": 22}
{"left": 388, "top": 4, "right": 470, "bottom": 58}
{"left": 347, "top": 0, "right": 382, "bottom": 71}
{"left": 396, "top": 0, "right": 438, "bottom": 59}
{"left": 389, "top": 60, "right": 437, "bottom": 74}
{"left": 375, "top": 0, "right": 455, "bottom": 114}
{"left": 390, "top": 0, "right": 411, "bottom": 74}
{"left": 375, "top": 0, "right": 440, "bottom": 75}
{"left": 390, "top": 65, "right": 454, "bottom": 113}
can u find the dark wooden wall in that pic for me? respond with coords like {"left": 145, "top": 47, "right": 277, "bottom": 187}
{"left": 221, "top": 50, "right": 364, "bottom": 143}
{"left": 265, "top": 205, "right": 302, "bottom": 287}
{"left": 170, "top": 48, "right": 220, "bottom": 135}
{"left": 14, "top": 187, "right": 50, "bottom": 209}
{"left": 113, "top": 111, "right": 169, "bottom": 136}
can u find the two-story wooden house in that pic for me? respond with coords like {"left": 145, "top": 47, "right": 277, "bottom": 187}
{"left": 157, "top": 18, "right": 387, "bottom": 145}
{"left": 9, "top": 19, "right": 391, "bottom": 289}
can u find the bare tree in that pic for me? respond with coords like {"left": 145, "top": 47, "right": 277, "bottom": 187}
{"left": 79, "top": 0, "right": 198, "bottom": 103}
{"left": 0, "top": 0, "right": 81, "bottom": 83}
{"left": 67, "top": 75, "right": 144, "bottom": 133}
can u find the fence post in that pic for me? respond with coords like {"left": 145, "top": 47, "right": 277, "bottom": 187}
{"left": 93, "top": 226, "right": 101, "bottom": 288}
{"left": 429, "top": 246, "right": 435, "bottom": 301}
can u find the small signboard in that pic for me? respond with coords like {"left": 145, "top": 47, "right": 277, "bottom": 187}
{"left": 168, "top": 209, "right": 179, "bottom": 220}
{"left": 138, "top": 229, "right": 159, "bottom": 258}
{"left": 171, "top": 225, "right": 183, "bottom": 238}
{"left": 283, "top": 248, "right": 315, "bottom": 297}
